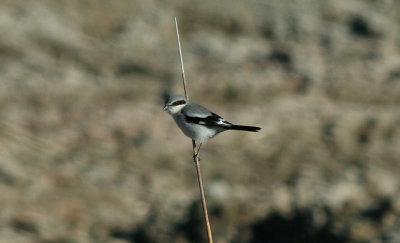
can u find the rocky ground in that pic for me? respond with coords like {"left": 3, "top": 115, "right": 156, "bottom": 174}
{"left": 0, "top": 0, "right": 399, "bottom": 242}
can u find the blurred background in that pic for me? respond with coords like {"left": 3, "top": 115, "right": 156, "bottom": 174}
{"left": 0, "top": 0, "right": 399, "bottom": 242}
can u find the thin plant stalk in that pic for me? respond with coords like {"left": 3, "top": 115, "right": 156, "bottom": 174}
{"left": 175, "top": 17, "right": 214, "bottom": 243}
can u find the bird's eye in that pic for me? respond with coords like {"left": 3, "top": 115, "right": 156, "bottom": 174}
{"left": 171, "top": 100, "right": 186, "bottom": 106}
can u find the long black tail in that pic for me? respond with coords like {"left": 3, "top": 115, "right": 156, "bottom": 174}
{"left": 229, "top": 125, "right": 261, "bottom": 132}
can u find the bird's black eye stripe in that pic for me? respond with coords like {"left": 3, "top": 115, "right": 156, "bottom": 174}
{"left": 171, "top": 100, "right": 186, "bottom": 106}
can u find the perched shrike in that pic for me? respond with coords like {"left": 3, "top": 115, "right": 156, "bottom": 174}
{"left": 164, "top": 94, "right": 261, "bottom": 160}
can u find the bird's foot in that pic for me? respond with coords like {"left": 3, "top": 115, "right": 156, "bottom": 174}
{"left": 193, "top": 153, "right": 201, "bottom": 162}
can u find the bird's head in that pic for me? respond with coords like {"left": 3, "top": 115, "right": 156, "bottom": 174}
{"left": 163, "top": 94, "right": 188, "bottom": 115}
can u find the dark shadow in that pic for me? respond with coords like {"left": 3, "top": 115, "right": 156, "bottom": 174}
{"left": 250, "top": 209, "right": 348, "bottom": 243}
{"left": 361, "top": 197, "right": 392, "bottom": 223}
{"left": 348, "top": 16, "right": 376, "bottom": 38}
{"left": 110, "top": 226, "right": 152, "bottom": 243}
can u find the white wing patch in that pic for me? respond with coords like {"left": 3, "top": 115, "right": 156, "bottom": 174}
{"left": 199, "top": 121, "right": 206, "bottom": 125}
{"left": 217, "top": 119, "right": 229, "bottom": 125}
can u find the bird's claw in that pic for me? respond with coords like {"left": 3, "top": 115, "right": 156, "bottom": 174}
{"left": 193, "top": 153, "right": 200, "bottom": 162}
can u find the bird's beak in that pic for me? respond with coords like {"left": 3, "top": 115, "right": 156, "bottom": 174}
{"left": 163, "top": 105, "right": 168, "bottom": 111}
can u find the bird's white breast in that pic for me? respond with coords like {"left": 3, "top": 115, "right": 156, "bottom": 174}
{"left": 173, "top": 114, "right": 215, "bottom": 143}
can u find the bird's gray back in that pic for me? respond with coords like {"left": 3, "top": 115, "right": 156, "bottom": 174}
{"left": 182, "top": 102, "right": 212, "bottom": 118}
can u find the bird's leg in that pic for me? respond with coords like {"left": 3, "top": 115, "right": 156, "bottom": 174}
{"left": 193, "top": 142, "right": 203, "bottom": 162}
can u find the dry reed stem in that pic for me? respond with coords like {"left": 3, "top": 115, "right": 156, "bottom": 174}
{"left": 175, "top": 17, "right": 214, "bottom": 243}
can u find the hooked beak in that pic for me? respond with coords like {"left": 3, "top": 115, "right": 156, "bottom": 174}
{"left": 163, "top": 105, "right": 168, "bottom": 111}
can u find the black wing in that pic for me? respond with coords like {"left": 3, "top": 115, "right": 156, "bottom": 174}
{"left": 184, "top": 112, "right": 232, "bottom": 128}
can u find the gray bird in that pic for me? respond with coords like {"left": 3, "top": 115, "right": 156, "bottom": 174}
{"left": 164, "top": 94, "right": 261, "bottom": 160}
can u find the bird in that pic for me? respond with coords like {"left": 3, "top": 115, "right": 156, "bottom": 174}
{"left": 163, "top": 94, "right": 261, "bottom": 160}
